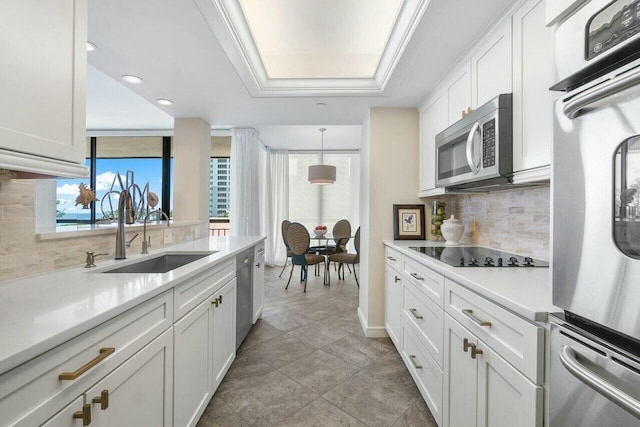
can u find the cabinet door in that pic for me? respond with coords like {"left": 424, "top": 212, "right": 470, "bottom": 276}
{"left": 41, "top": 396, "right": 86, "bottom": 427}
{"left": 87, "top": 329, "right": 173, "bottom": 427}
{"left": 477, "top": 343, "right": 543, "bottom": 427}
{"left": 443, "top": 314, "right": 477, "bottom": 427}
{"left": 384, "top": 265, "right": 403, "bottom": 349}
{"left": 212, "top": 279, "right": 237, "bottom": 391}
{"left": 446, "top": 62, "right": 472, "bottom": 126}
{"left": 0, "top": 0, "right": 87, "bottom": 168}
{"left": 253, "top": 254, "right": 264, "bottom": 323}
{"left": 471, "top": 20, "right": 512, "bottom": 108}
{"left": 419, "top": 92, "right": 448, "bottom": 195}
{"left": 174, "top": 297, "right": 214, "bottom": 427}
{"left": 512, "top": 0, "right": 556, "bottom": 173}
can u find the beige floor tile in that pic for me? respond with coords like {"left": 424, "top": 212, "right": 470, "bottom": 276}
{"left": 278, "top": 349, "right": 361, "bottom": 394}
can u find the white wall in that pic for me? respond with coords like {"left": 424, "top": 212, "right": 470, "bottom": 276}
{"left": 359, "top": 108, "right": 421, "bottom": 336}
{"left": 255, "top": 125, "right": 361, "bottom": 150}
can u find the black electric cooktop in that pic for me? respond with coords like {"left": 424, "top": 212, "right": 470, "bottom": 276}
{"left": 409, "top": 246, "right": 549, "bottom": 268}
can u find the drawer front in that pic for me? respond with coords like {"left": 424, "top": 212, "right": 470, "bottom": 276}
{"left": 403, "top": 256, "right": 444, "bottom": 306}
{"left": 385, "top": 246, "right": 402, "bottom": 269}
{"left": 403, "top": 281, "right": 444, "bottom": 368}
{"left": 1, "top": 290, "right": 173, "bottom": 427}
{"left": 254, "top": 242, "right": 265, "bottom": 258}
{"left": 402, "top": 318, "right": 443, "bottom": 427}
{"left": 174, "top": 259, "right": 234, "bottom": 320}
{"left": 444, "top": 279, "right": 543, "bottom": 384}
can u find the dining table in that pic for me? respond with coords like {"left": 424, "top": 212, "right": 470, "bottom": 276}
{"left": 308, "top": 233, "right": 354, "bottom": 284}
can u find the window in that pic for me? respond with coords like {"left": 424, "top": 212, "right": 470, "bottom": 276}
{"left": 56, "top": 136, "right": 173, "bottom": 227}
{"left": 288, "top": 152, "right": 360, "bottom": 235}
{"left": 210, "top": 157, "right": 231, "bottom": 218}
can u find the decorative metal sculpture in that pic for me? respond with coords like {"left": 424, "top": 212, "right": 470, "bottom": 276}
{"left": 99, "top": 170, "right": 154, "bottom": 223}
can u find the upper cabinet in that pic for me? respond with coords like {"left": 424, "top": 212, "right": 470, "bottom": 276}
{"left": 0, "top": 0, "right": 88, "bottom": 177}
{"left": 419, "top": 92, "right": 448, "bottom": 197}
{"left": 445, "top": 63, "right": 472, "bottom": 126}
{"left": 471, "top": 20, "right": 512, "bottom": 109}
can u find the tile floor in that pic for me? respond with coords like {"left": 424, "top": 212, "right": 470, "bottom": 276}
{"left": 197, "top": 264, "right": 437, "bottom": 427}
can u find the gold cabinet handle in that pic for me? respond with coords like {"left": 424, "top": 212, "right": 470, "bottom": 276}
{"left": 394, "top": 276, "right": 401, "bottom": 283}
{"left": 212, "top": 298, "right": 219, "bottom": 307}
{"left": 59, "top": 347, "right": 115, "bottom": 380}
{"left": 409, "top": 308, "right": 423, "bottom": 320}
{"left": 470, "top": 343, "right": 483, "bottom": 359}
{"left": 409, "top": 355, "right": 423, "bottom": 369}
{"left": 410, "top": 272, "right": 424, "bottom": 281}
{"left": 92, "top": 389, "right": 109, "bottom": 410}
{"left": 73, "top": 404, "right": 91, "bottom": 426}
{"left": 463, "top": 338, "right": 472, "bottom": 353}
{"left": 462, "top": 309, "right": 492, "bottom": 327}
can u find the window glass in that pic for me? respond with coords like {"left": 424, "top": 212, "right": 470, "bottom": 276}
{"left": 55, "top": 158, "right": 92, "bottom": 226}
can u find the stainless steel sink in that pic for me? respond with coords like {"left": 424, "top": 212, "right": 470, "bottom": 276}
{"left": 102, "top": 252, "right": 217, "bottom": 274}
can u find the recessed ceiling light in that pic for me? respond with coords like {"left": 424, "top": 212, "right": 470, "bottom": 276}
{"left": 86, "top": 42, "right": 97, "bottom": 52}
{"left": 156, "top": 99, "right": 173, "bottom": 106}
{"left": 315, "top": 102, "right": 327, "bottom": 107}
{"left": 121, "top": 75, "right": 143, "bottom": 84}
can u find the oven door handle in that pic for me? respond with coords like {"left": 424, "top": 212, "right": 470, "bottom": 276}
{"left": 559, "top": 345, "right": 640, "bottom": 419}
{"left": 564, "top": 66, "right": 640, "bottom": 119}
{"left": 465, "top": 122, "right": 481, "bottom": 175}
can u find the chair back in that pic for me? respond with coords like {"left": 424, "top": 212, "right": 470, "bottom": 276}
{"left": 354, "top": 227, "right": 361, "bottom": 264}
{"left": 333, "top": 219, "right": 351, "bottom": 251}
{"left": 287, "top": 223, "right": 311, "bottom": 256}
{"left": 281, "top": 220, "right": 291, "bottom": 246}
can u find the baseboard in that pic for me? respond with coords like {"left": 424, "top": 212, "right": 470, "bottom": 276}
{"left": 357, "top": 307, "right": 389, "bottom": 338}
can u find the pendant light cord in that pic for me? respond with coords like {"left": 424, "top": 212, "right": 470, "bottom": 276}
{"left": 320, "top": 128, "right": 325, "bottom": 164}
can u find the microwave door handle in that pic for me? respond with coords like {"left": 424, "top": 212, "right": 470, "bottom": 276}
{"left": 559, "top": 345, "right": 640, "bottom": 419}
{"left": 564, "top": 65, "right": 640, "bottom": 119}
{"left": 465, "top": 122, "right": 481, "bottom": 175}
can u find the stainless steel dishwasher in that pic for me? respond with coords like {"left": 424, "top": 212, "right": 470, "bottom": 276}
{"left": 236, "top": 248, "right": 254, "bottom": 349}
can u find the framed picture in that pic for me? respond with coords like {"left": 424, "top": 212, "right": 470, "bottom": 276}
{"left": 393, "top": 204, "right": 426, "bottom": 240}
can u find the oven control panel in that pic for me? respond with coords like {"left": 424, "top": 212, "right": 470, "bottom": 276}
{"left": 587, "top": 0, "right": 640, "bottom": 60}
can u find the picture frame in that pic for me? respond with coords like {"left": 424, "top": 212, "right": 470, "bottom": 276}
{"left": 393, "top": 204, "right": 426, "bottom": 240}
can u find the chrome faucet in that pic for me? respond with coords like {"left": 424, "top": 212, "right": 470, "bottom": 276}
{"left": 142, "top": 209, "right": 170, "bottom": 254}
{"left": 115, "top": 189, "right": 139, "bottom": 259}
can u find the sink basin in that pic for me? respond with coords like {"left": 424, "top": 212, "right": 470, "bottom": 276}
{"left": 103, "top": 252, "right": 217, "bottom": 274}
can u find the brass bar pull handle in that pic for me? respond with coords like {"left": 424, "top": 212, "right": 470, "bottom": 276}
{"left": 212, "top": 298, "right": 219, "bottom": 307}
{"left": 59, "top": 347, "right": 115, "bottom": 380}
{"left": 387, "top": 256, "right": 396, "bottom": 261}
{"left": 409, "top": 308, "right": 423, "bottom": 320}
{"left": 92, "top": 389, "right": 109, "bottom": 410}
{"left": 394, "top": 276, "right": 401, "bottom": 283}
{"left": 73, "top": 404, "right": 91, "bottom": 426}
{"left": 409, "top": 355, "right": 423, "bottom": 369}
{"left": 462, "top": 309, "right": 492, "bottom": 327}
{"left": 410, "top": 272, "right": 424, "bottom": 281}
{"left": 470, "top": 343, "right": 483, "bottom": 359}
{"left": 463, "top": 338, "right": 472, "bottom": 352}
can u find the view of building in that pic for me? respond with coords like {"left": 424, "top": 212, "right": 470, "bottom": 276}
{"left": 209, "top": 157, "right": 230, "bottom": 218}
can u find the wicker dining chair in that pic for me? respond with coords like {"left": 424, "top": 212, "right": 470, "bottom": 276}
{"left": 310, "top": 219, "right": 351, "bottom": 256}
{"left": 286, "top": 222, "right": 326, "bottom": 292}
{"left": 327, "top": 227, "right": 360, "bottom": 287}
{"left": 278, "top": 220, "right": 293, "bottom": 278}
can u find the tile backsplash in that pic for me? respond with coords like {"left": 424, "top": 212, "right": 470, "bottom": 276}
{"left": 426, "top": 185, "right": 550, "bottom": 260}
{"left": 0, "top": 179, "right": 207, "bottom": 282}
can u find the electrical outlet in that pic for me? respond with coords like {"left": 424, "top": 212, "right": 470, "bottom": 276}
{"left": 164, "top": 228, "right": 172, "bottom": 244}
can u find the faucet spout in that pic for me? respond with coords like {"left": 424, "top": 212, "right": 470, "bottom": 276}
{"left": 141, "top": 209, "right": 170, "bottom": 254}
{"left": 115, "top": 189, "right": 133, "bottom": 259}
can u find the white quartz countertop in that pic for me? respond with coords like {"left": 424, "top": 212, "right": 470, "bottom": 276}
{"left": 0, "top": 236, "right": 265, "bottom": 375}
{"left": 383, "top": 240, "right": 552, "bottom": 322}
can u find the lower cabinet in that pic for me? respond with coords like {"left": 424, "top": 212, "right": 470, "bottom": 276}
{"left": 212, "top": 279, "right": 236, "bottom": 390}
{"left": 443, "top": 314, "right": 542, "bottom": 427}
{"left": 385, "top": 263, "right": 403, "bottom": 348}
{"left": 41, "top": 396, "right": 85, "bottom": 427}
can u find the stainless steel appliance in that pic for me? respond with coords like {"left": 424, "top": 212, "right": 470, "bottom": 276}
{"left": 435, "top": 94, "right": 512, "bottom": 189}
{"left": 552, "top": 1, "right": 640, "bottom": 425}
{"left": 409, "top": 246, "right": 548, "bottom": 267}
{"left": 236, "top": 248, "right": 253, "bottom": 350}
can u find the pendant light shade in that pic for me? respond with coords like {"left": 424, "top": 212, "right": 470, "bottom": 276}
{"left": 308, "top": 128, "right": 336, "bottom": 184}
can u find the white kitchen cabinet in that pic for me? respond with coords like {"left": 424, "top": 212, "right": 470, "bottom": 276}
{"left": 385, "top": 263, "right": 403, "bottom": 349}
{"left": 86, "top": 329, "right": 173, "bottom": 427}
{"left": 419, "top": 92, "right": 448, "bottom": 197}
{"left": 212, "top": 279, "right": 237, "bottom": 390}
{"left": 443, "top": 314, "right": 542, "bottom": 427}
{"left": 471, "top": 20, "right": 512, "bottom": 108}
{"left": 253, "top": 249, "right": 265, "bottom": 323}
{"left": 0, "top": 0, "right": 88, "bottom": 177}
{"left": 512, "top": 0, "right": 556, "bottom": 178}
{"left": 41, "top": 396, "right": 87, "bottom": 427}
{"left": 174, "top": 296, "right": 215, "bottom": 427}
{"left": 446, "top": 62, "right": 472, "bottom": 126}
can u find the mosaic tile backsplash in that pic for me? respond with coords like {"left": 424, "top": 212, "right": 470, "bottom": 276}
{"left": 427, "top": 185, "right": 550, "bottom": 261}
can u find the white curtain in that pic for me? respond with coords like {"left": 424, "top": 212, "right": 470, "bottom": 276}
{"left": 265, "top": 149, "right": 289, "bottom": 266}
{"left": 230, "top": 128, "right": 263, "bottom": 236}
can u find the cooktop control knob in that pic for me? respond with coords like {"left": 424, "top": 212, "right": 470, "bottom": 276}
{"left": 524, "top": 257, "right": 534, "bottom": 267}
{"left": 484, "top": 257, "right": 494, "bottom": 266}
{"left": 508, "top": 256, "right": 519, "bottom": 266}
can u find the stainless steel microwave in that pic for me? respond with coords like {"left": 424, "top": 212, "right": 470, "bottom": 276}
{"left": 435, "top": 94, "right": 513, "bottom": 189}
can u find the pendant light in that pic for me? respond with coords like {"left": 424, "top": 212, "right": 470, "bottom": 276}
{"left": 308, "top": 128, "right": 336, "bottom": 184}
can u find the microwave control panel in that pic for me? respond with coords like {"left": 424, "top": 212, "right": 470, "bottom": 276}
{"left": 482, "top": 119, "right": 496, "bottom": 168}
